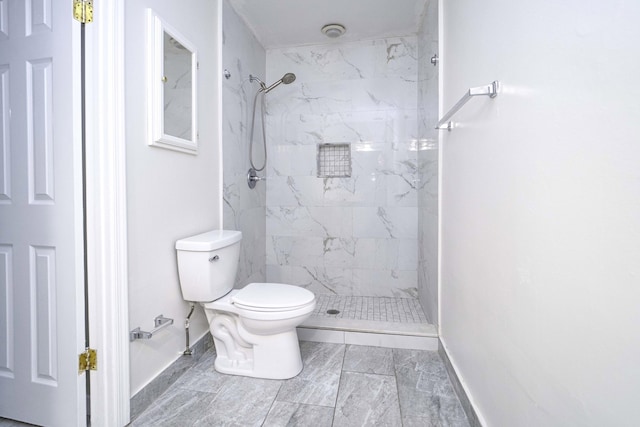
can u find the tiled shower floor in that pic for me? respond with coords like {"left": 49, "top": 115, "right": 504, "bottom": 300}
{"left": 312, "top": 295, "right": 428, "bottom": 323}
{"left": 301, "top": 295, "right": 437, "bottom": 339}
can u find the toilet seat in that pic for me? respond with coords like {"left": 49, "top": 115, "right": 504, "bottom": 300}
{"left": 233, "top": 301, "right": 313, "bottom": 312}
{"left": 234, "top": 299, "right": 316, "bottom": 321}
{"left": 232, "top": 283, "right": 315, "bottom": 311}
{"left": 205, "top": 284, "right": 316, "bottom": 322}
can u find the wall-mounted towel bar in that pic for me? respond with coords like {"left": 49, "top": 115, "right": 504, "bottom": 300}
{"left": 130, "top": 314, "right": 174, "bottom": 341}
{"left": 436, "top": 80, "right": 500, "bottom": 131}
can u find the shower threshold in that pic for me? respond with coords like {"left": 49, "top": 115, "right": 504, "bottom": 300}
{"left": 298, "top": 295, "right": 437, "bottom": 350}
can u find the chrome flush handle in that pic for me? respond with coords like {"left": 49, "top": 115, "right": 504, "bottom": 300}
{"left": 209, "top": 255, "right": 220, "bottom": 262}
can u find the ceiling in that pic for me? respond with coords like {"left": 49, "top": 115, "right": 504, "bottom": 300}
{"left": 227, "top": 0, "right": 429, "bottom": 49}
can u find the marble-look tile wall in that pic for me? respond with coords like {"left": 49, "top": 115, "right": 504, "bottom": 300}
{"left": 264, "top": 37, "right": 420, "bottom": 298}
{"left": 222, "top": 0, "right": 266, "bottom": 287}
{"left": 417, "top": 1, "right": 439, "bottom": 323}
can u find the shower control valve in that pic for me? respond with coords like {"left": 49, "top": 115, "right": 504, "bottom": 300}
{"left": 247, "top": 168, "right": 265, "bottom": 189}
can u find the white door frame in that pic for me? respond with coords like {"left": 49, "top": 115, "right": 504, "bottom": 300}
{"left": 84, "top": 1, "right": 131, "bottom": 425}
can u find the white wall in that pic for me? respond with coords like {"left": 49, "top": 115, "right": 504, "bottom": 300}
{"left": 125, "top": 0, "right": 221, "bottom": 395}
{"left": 440, "top": 1, "right": 640, "bottom": 425}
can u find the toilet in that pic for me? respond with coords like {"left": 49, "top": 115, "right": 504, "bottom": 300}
{"left": 175, "top": 229, "right": 316, "bottom": 379}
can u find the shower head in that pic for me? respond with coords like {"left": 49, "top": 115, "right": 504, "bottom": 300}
{"left": 281, "top": 73, "right": 296, "bottom": 84}
{"left": 261, "top": 73, "right": 297, "bottom": 93}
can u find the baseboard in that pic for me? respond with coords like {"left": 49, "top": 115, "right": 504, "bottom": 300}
{"left": 129, "top": 333, "right": 214, "bottom": 421}
{"left": 438, "top": 339, "right": 483, "bottom": 427}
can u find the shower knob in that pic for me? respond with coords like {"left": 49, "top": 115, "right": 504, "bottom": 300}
{"left": 247, "top": 168, "right": 265, "bottom": 189}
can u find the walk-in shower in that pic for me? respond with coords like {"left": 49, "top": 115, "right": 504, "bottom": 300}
{"left": 222, "top": 0, "right": 439, "bottom": 347}
{"left": 247, "top": 73, "right": 296, "bottom": 189}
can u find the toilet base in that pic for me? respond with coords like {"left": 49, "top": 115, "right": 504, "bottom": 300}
{"left": 213, "top": 329, "right": 303, "bottom": 379}
{"left": 204, "top": 297, "right": 309, "bottom": 380}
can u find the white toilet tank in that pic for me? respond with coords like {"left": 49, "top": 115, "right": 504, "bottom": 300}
{"left": 175, "top": 230, "right": 242, "bottom": 302}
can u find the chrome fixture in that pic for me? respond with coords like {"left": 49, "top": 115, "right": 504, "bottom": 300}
{"left": 130, "top": 315, "right": 174, "bottom": 341}
{"left": 223, "top": 69, "right": 231, "bottom": 79}
{"left": 262, "top": 72, "right": 296, "bottom": 93}
{"left": 430, "top": 54, "right": 439, "bottom": 66}
{"left": 249, "top": 74, "right": 267, "bottom": 91}
{"left": 321, "top": 23, "right": 346, "bottom": 38}
{"left": 436, "top": 80, "right": 500, "bottom": 131}
{"left": 183, "top": 304, "right": 195, "bottom": 355}
{"left": 247, "top": 167, "right": 265, "bottom": 189}
{"left": 252, "top": 73, "right": 296, "bottom": 94}
{"left": 247, "top": 72, "right": 297, "bottom": 182}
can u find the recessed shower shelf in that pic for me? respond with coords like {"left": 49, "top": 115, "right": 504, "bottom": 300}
{"left": 317, "top": 143, "right": 352, "bottom": 178}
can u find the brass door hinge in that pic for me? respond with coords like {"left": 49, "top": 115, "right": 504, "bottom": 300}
{"left": 79, "top": 348, "right": 97, "bottom": 372}
{"left": 73, "top": 0, "right": 94, "bottom": 24}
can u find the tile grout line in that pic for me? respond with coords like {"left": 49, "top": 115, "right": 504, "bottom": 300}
{"left": 330, "top": 344, "right": 348, "bottom": 427}
{"left": 392, "top": 348, "right": 407, "bottom": 426}
{"left": 259, "top": 378, "right": 284, "bottom": 426}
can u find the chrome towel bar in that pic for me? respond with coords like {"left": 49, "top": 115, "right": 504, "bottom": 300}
{"left": 436, "top": 80, "right": 500, "bottom": 131}
{"left": 130, "top": 314, "right": 174, "bottom": 341}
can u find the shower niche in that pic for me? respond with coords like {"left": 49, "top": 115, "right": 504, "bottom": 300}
{"left": 317, "top": 143, "right": 352, "bottom": 178}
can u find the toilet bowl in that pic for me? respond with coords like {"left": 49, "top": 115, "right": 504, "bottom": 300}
{"left": 175, "top": 230, "right": 316, "bottom": 379}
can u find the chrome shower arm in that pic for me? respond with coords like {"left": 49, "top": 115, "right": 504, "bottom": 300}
{"left": 249, "top": 74, "right": 266, "bottom": 90}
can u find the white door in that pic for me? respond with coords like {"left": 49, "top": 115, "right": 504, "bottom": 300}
{"left": 0, "top": 0, "right": 86, "bottom": 426}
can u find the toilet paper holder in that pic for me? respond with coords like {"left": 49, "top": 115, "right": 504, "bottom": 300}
{"left": 130, "top": 314, "right": 174, "bottom": 341}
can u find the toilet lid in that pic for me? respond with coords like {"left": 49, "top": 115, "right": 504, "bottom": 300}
{"left": 232, "top": 283, "right": 315, "bottom": 310}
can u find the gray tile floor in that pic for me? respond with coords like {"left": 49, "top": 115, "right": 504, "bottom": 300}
{"left": 131, "top": 341, "right": 469, "bottom": 427}
{"left": 313, "top": 295, "right": 428, "bottom": 323}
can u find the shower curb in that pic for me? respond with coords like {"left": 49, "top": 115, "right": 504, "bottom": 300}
{"left": 297, "top": 325, "right": 438, "bottom": 351}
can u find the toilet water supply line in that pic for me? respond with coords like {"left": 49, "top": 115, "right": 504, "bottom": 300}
{"left": 183, "top": 304, "right": 195, "bottom": 356}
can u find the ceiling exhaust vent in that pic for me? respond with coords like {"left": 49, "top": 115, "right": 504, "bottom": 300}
{"left": 321, "top": 23, "right": 346, "bottom": 38}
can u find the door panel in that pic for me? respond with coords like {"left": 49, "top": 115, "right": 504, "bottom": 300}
{"left": 0, "top": 0, "right": 86, "bottom": 425}
{"left": 0, "top": 244, "right": 12, "bottom": 378}
{"left": 0, "top": 64, "right": 9, "bottom": 202}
